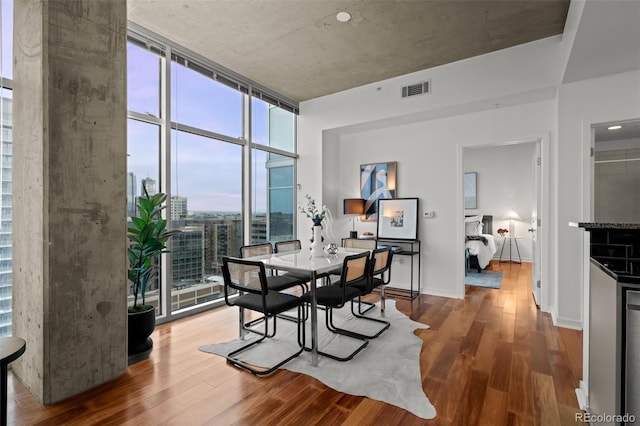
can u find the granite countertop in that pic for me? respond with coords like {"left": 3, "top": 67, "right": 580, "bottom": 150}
{"left": 570, "top": 222, "right": 640, "bottom": 230}
{"left": 591, "top": 258, "right": 640, "bottom": 285}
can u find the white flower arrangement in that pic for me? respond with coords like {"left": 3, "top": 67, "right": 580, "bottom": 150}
{"left": 298, "top": 194, "right": 328, "bottom": 223}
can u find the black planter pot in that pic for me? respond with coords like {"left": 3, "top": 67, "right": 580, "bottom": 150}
{"left": 128, "top": 306, "right": 155, "bottom": 365}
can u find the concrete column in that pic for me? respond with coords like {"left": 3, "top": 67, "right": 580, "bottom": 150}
{"left": 12, "top": 0, "right": 127, "bottom": 404}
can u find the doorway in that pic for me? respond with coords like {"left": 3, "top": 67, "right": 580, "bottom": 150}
{"left": 592, "top": 119, "right": 640, "bottom": 222}
{"left": 462, "top": 139, "right": 543, "bottom": 304}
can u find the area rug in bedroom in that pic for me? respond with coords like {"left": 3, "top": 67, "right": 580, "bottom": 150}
{"left": 199, "top": 300, "right": 436, "bottom": 420}
{"left": 465, "top": 270, "right": 503, "bottom": 288}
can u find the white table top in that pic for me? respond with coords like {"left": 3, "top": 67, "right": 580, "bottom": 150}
{"left": 258, "top": 247, "right": 367, "bottom": 275}
{"left": 239, "top": 246, "right": 368, "bottom": 367}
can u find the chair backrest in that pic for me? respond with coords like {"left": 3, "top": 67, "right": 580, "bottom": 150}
{"left": 370, "top": 247, "right": 393, "bottom": 285}
{"left": 222, "top": 257, "right": 268, "bottom": 301}
{"left": 340, "top": 251, "right": 370, "bottom": 286}
{"left": 240, "top": 242, "right": 273, "bottom": 258}
{"left": 274, "top": 240, "right": 301, "bottom": 253}
{"left": 342, "top": 239, "right": 377, "bottom": 250}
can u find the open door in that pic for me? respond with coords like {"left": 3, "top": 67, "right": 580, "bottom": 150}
{"left": 530, "top": 141, "right": 541, "bottom": 305}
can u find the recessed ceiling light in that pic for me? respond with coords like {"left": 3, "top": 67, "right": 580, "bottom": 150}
{"left": 336, "top": 11, "right": 352, "bottom": 22}
{"left": 608, "top": 125, "right": 622, "bottom": 130}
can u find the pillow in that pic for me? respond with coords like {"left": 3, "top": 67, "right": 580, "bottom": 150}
{"left": 465, "top": 215, "right": 483, "bottom": 236}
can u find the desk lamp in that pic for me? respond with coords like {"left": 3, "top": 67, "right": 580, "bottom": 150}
{"left": 343, "top": 198, "right": 364, "bottom": 238}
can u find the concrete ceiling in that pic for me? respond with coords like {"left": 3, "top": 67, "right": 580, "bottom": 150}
{"left": 128, "top": 0, "right": 570, "bottom": 103}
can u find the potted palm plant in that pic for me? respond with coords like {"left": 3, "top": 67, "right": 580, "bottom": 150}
{"left": 127, "top": 185, "right": 179, "bottom": 364}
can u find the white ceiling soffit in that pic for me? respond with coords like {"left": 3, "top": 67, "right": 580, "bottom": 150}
{"left": 563, "top": 0, "right": 640, "bottom": 84}
{"left": 128, "top": 0, "right": 570, "bottom": 103}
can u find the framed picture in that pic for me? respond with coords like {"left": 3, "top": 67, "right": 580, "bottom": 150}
{"left": 464, "top": 172, "right": 477, "bottom": 209}
{"left": 360, "top": 161, "right": 397, "bottom": 221}
{"left": 376, "top": 198, "right": 419, "bottom": 240}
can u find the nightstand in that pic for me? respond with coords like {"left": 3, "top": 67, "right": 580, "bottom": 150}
{"left": 499, "top": 236, "right": 523, "bottom": 263}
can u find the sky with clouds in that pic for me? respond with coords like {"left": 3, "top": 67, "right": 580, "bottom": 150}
{"left": 127, "top": 43, "right": 293, "bottom": 213}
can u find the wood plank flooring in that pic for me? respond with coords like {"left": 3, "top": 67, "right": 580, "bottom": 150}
{"left": 8, "top": 261, "right": 583, "bottom": 425}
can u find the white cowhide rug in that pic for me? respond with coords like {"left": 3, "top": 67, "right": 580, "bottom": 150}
{"left": 199, "top": 300, "right": 436, "bottom": 420}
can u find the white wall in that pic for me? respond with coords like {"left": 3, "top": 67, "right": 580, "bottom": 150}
{"left": 297, "top": 13, "right": 640, "bottom": 329}
{"left": 329, "top": 104, "right": 552, "bottom": 299}
{"left": 554, "top": 70, "right": 640, "bottom": 329}
{"left": 297, "top": 35, "right": 562, "bottom": 219}
{"left": 299, "top": 36, "right": 559, "bottom": 303}
{"left": 464, "top": 142, "right": 537, "bottom": 261}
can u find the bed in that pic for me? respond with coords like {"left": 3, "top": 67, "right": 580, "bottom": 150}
{"left": 465, "top": 215, "right": 497, "bottom": 272}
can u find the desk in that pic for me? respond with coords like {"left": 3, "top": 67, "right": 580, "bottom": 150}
{"left": 251, "top": 247, "right": 365, "bottom": 367}
{"left": 499, "top": 236, "right": 522, "bottom": 263}
{"left": 1, "top": 337, "right": 26, "bottom": 426}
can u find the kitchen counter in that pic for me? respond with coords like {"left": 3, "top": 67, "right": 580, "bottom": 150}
{"left": 573, "top": 222, "right": 640, "bottom": 231}
{"left": 572, "top": 222, "right": 640, "bottom": 280}
{"left": 575, "top": 222, "right": 640, "bottom": 424}
{"left": 591, "top": 258, "right": 640, "bottom": 285}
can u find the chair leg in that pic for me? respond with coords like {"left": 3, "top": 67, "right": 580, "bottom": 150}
{"left": 228, "top": 305, "right": 305, "bottom": 376}
{"left": 242, "top": 314, "right": 277, "bottom": 338}
{"left": 275, "top": 284, "right": 309, "bottom": 323}
{"left": 356, "top": 299, "right": 376, "bottom": 315}
{"left": 346, "top": 299, "right": 390, "bottom": 339}
{"left": 380, "top": 286, "right": 386, "bottom": 316}
{"left": 301, "top": 306, "right": 368, "bottom": 362}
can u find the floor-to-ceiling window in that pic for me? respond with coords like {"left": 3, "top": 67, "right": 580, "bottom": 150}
{"left": 127, "top": 26, "right": 299, "bottom": 321}
{"left": 251, "top": 98, "right": 296, "bottom": 244}
{"left": 0, "top": 0, "right": 13, "bottom": 336}
{"left": 1, "top": 6, "right": 298, "bottom": 329}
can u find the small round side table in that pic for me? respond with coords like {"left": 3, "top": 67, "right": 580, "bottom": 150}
{"left": 1, "top": 337, "right": 26, "bottom": 426}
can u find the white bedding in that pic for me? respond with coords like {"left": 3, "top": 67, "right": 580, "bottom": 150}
{"left": 466, "top": 234, "right": 497, "bottom": 269}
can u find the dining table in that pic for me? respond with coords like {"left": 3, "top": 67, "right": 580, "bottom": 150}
{"left": 248, "top": 247, "right": 367, "bottom": 367}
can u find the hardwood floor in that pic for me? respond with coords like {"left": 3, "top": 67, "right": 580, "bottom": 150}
{"left": 8, "top": 261, "right": 583, "bottom": 425}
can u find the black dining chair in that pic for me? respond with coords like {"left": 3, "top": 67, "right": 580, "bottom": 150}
{"left": 240, "top": 242, "right": 308, "bottom": 327}
{"left": 240, "top": 243, "right": 307, "bottom": 291}
{"left": 274, "top": 239, "right": 313, "bottom": 285}
{"left": 348, "top": 247, "right": 393, "bottom": 338}
{"left": 302, "top": 251, "right": 370, "bottom": 361}
{"left": 222, "top": 257, "right": 305, "bottom": 376}
{"left": 274, "top": 239, "right": 302, "bottom": 253}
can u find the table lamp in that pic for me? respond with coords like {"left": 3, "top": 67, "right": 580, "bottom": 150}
{"left": 343, "top": 198, "right": 364, "bottom": 238}
{"left": 504, "top": 208, "right": 521, "bottom": 235}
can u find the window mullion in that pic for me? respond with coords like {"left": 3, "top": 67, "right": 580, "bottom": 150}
{"left": 243, "top": 90, "right": 252, "bottom": 245}
{"left": 159, "top": 45, "right": 172, "bottom": 322}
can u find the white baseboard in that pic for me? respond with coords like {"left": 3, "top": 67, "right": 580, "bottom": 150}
{"left": 555, "top": 316, "right": 583, "bottom": 330}
{"left": 550, "top": 306, "right": 559, "bottom": 324}
{"left": 575, "top": 380, "right": 589, "bottom": 411}
{"left": 549, "top": 307, "right": 583, "bottom": 330}
{"left": 422, "top": 287, "right": 462, "bottom": 299}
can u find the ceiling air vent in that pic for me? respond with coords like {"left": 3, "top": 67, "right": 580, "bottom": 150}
{"left": 401, "top": 80, "right": 431, "bottom": 98}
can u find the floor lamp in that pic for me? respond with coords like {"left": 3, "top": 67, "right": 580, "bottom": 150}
{"left": 343, "top": 198, "right": 364, "bottom": 238}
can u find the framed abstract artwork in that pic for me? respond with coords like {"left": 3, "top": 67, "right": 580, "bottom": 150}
{"left": 360, "top": 161, "right": 397, "bottom": 221}
{"left": 376, "top": 198, "right": 419, "bottom": 240}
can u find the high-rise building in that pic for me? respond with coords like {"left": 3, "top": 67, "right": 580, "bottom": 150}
{"left": 171, "top": 196, "right": 188, "bottom": 219}
{"left": 141, "top": 177, "right": 156, "bottom": 195}
{"left": 127, "top": 172, "right": 137, "bottom": 217}
{"left": 0, "top": 96, "right": 12, "bottom": 336}
{"left": 172, "top": 225, "right": 204, "bottom": 288}
{"left": 252, "top": 213, "right": 267, "bottom": 244}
